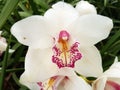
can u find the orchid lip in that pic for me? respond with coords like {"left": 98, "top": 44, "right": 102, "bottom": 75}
{"left": 105, "top": 80, "right": 120, "bottom": 90}
{"left": 52, "top": 30, "right": 82, "bottom": 68}
{"left": 37, "top": 76, "right": 64, "bottom": 90}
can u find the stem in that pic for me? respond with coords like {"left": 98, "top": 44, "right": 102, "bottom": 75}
{"left": 0, "top": 68, "right": 24, "bottom": 73}
{"left": 0, "top": 35, "right": 11, "bottom": 90}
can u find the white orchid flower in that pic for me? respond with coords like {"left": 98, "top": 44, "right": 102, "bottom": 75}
{"left": 0, "top": 31, "right": 14, "bottom": 54}
{"left": 21, "top": 68, "right": 92, "bottom": 90}
{"left": 92, "top": 57, "right": 120, "bottom": 90}
{"left": 0, "top": 31, "right": 7, "bottom": 55}
{"left": 11, "top": 1, "right": 113, "bottom": 89}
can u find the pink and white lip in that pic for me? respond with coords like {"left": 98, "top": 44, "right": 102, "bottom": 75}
{"left": 52, "top": 30, "right": 82, "bottom": 68}
{"left": 105, "top": 80, "right": 120, "bottom": 90}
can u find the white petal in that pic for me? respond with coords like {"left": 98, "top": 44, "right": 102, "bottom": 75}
{"left": 19, "top": 80, "right": 40, "bottom": 90}
{"left": 93, "top": 59, "right": 120, "bottom": 90}
{"left": 20, "top": 47, "right": 59, "bottom": 83}
{"left": 68, "top": 14, "right": 113, "bottom": 46}
{"left": 113, "top": 57, "right": 119, "bottom": 63}
{"left": 92, "top": 77, "right": 107, "bottom": 90}
{"left": 0, "top": 41, "right": 7, "bottom": 52}
{"left": 57, "top": 67, "right": 76, "bottom": 77}
{"left": 76, "top": 1, "right": 97, "bottom": 15}
{"left": 11, "top": 16, "right": 53, "bottom": 49}
{"left": 0, "top": 37, "right": 7, "bottom": 52}
{"left": 44, "top": 2, "right": 79, "bottom": 36}
{"left": 0, "top": 31, "right": 2, "bottom": 35}
{"left": 103, "top": 62, "right": 120, "bottom": 78}
{"left": 58, "top": 75, "right": 92, "bottom": 90}
{"left": 74, "top": 46, "right": 103, "bottom": 77}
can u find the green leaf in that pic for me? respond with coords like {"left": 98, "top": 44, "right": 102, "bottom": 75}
{"left": 101, "top": 30, "right": 120, "bottom": 53}
{"left": 109, "top": 40, "right": 120, "bottom": 54}
{"left": 0, "top": 0, "right": 19, "bottom": 29}
{"left": 34, "top": 0, "right": 49, "bottom": 9}
{"left": 104, "top": 0, "right": 108, "bottom": 7}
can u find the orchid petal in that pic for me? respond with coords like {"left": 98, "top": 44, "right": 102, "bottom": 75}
{"left": 0, "top": 38, "right": 7, "bottom": 52}
{"left": 102, "top": 62, "right": 120, "bottom": 85}
{"left": 75, "top": 46, "right": 103, "bottom": 77}
{"left": 19, "top": 81, "right": 40, "bottom": 90}
{"left": 11, "top": 16, "right": 53, "bottom": 49}
{"left": 93, "top": 77, "right": 107, "bottom": 90}
{"left": 58, "top": 76, "right": 92, "bottom": 90}
{"left": 105, "top": 80, "right": 120, "bottom": 90}
{"left": 44, "top": 2, "right": 79, "bottom": 36}
{"left": 93, "top": 58, "right": 120, "bottom": 90}
{"left": 20, "top": 48, "right": 59, "bottom": 83}
{"left": 0, "top": 31, "right": 2, "bottom": 35}
{"left": 68, "top": 14, "right": 113, "bottom": 46}
{"left": 0, "top": 32, "right": 7, "bottom": 52}
{"left": 56, "top": 67, "right": 77, "bottom": 77}
{"left": 103, "top": 62, "right": 120, "bottom": 78}
{"left": 93, "top": 77, "right": 120, "bottom": 90}
{"left": 113, "top": 57, "right": 118, "bottom": 63}
{"left": 76, "top": 1, "right": 97, "bottom": 15}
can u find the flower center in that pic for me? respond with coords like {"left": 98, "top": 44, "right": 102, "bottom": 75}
{"left": 37, "top": 76, "right": 65, "bottom": 90}
{"left": 37, "top": 77, "right": 57, "bottom": 90}
{"left": 52, "top": 30, "right": 82, "bottom": 68}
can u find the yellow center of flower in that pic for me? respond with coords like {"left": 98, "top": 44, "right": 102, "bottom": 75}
{"left": 37, "top": 76, "right": 65, "bottom": 90}
{"left": 37, "top": 76, "right": 69, "bottom": 90}
{"left": 37, "top": 77, "right": 56, "bottom": 90}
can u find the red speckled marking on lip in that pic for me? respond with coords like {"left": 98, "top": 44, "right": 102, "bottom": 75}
{"left": 52, "top": 30, "right": 82, "bottom": 68}
{"left": 37, "top": 82, "right": 44, "bottom": 90}
{"left": 105, "top": 80, "right": 120, "bottom": 90}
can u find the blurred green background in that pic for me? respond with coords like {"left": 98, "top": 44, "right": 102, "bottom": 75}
{"left": 0, "top": 0, "right": 120, "bottom": 90}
